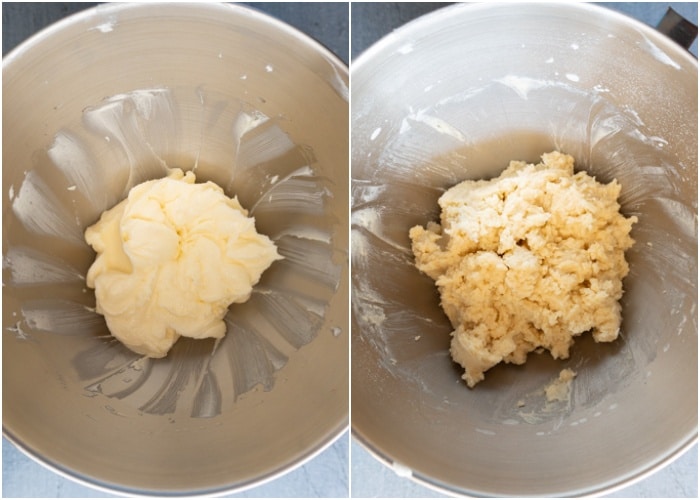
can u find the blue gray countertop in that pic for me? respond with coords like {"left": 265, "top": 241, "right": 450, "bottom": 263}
{"left": 3, "top": 2, "right": 697, "bottom": 498}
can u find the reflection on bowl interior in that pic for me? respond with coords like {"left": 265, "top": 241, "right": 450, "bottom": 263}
{"left": 7, "top": 86, "right": 341, "bottom": 418}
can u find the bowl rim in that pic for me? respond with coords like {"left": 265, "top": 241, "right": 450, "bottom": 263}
{"left": 351, "top": 426, "right": 697, "bottom": 497}
{"left": 351, "top": 1, "right": 698, "bottom": 76}
{"left": 3, "top": 2, "right": 349, "bottom": 74}
{"left": 4, "top": 426, "right": 349, "bottom": 497}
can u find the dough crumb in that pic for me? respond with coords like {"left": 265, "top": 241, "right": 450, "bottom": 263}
{"left": 545, "top": 368, "right": 577, "bottom": 402}
{"left": 409, "top": 151, "right": 636, "bottom": 387}
{"left": 85, "top": 168, "right": 282, "bottom": 358}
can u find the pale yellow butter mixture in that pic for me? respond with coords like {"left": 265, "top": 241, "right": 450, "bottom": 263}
{"left": 85, "top": 168, "right": 281, "bottom": 358}
{"left": 410, "top": 152, "right": 636, "bottom": 387}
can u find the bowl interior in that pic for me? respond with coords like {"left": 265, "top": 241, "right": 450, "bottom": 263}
{"left": 351, "top": 3, "right": 697, "bottom": 496}
{"left": 3, "top": 3, "right": 348, "bottom": 495}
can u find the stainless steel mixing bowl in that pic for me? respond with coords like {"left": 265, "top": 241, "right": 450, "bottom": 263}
{"left": 3, "top": 2, "right": 348, "bottom": 495}
{"left": 351, "top": 2, "right": 697, "bottom": 497}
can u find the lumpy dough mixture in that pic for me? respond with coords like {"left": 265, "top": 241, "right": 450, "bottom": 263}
{"left": 545, "top": 368, "right": 577, "bottom": 402}
{"left": 409, "top": 151, "right": 637, "bottom": 387}
{"left": 85, "top": 168, "right": 281, "bottom": 358}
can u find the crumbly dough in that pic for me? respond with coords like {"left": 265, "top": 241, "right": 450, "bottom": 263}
{"left": 85, "top": 168, "right": 281, "bottom": 357}
{"left": 409, "top": 152, "right": 636, "bottom": 387}
{"left": 545, "top": 368, "right": 577, "bottom": 402}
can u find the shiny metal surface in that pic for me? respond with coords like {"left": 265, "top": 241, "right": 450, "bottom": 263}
{"left": 3, "top": 2, "right": 348, "bottom": 495}
{"left": 351, "top": 2, "right": 697, "bottom": 497}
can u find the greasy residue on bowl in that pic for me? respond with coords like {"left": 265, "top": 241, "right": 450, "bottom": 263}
{"left": 5, "top": 86, "right": 342, "bottom": 418}
{"left": 353, "top": 72, "right": 695, "bottom": 419}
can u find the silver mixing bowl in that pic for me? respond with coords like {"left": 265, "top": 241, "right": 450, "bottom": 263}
{"left": 352, "top": 2, "right": 697, "bottom": 497}
{"left": 3, "top": 2, "right": 348, "bottom": 495}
